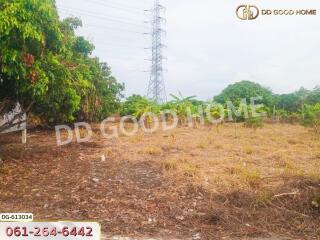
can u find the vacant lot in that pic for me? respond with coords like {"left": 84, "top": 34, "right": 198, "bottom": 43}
{"left": 0, "top": 123, "right": 319, "bottom": 239}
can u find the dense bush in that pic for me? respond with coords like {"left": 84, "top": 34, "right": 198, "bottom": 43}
{"left": 120, "top": 95, "right": 159, "bottom": 119}
{"left": 302, "top": 104, "right": 320, "bottom": 133}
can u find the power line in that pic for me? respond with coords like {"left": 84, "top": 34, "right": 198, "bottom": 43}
{"left": 83, "top": 24, "right": 146, "bottom": 35}
{"left": 57, "top": 1, "right": 152, "bottom": 76}
{"left": 58, "top": 7, "right": 148, "bottom": 29}
{"left": 95, "top": 47, "right": 148, "bottom": 55}
{"left": 86, "top": 0, "right": 145, "bottom": 14}
{"left": 92, "top": 40, "right": 147, "bottom": 49}
{"left": 146, "top": 0, "right": 167, "bottom": 103}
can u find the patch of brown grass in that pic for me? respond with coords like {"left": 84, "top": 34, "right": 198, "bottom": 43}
{"left": 141, "top": 146, "right": 162, "bottom": 155}
{"left": 196, "top": 142, "right": 207, "bottom": 149}
{"left": 213, "top": 143, "right": 223, "bottom": 149}
{"left": 243, "top": 145, "right": 254, "bottom": 155}
{"left": 162, "top": 157, "right": 200, "bottom": 178}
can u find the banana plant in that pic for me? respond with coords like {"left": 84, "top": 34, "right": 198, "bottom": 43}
{"left": 170, "top": 92, "right": 197, "bottom": 126}
{"left": 133, "top": 100, "right": 160, "bottom": 129}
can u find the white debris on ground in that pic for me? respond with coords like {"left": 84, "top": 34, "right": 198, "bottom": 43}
{"left": 192, "top": 233, "right": 201, "bottom": 240}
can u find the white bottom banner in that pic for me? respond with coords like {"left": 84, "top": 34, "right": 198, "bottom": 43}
{"left": 0, "top": 222, "right": 101, "bottom": 240}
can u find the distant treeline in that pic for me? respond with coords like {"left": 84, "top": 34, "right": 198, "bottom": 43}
{"left": 121, "top": 81, "right": 320, "bottom": 131}
{"left": 213, "top": 80, "right": 320, "bottom": 113}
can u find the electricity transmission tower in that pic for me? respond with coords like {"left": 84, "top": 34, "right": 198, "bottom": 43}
{"left": 146, "top": 0, "right": 167, "bottom": 103}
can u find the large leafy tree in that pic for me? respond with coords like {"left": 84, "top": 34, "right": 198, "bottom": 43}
{"left": 0, "top": 0, "right": 75, "bottom": 124}
{"left": 0, "top": 0, "right": 82, "bottom": 125}
{"left": 214, "top": 81, "right": 275, "bottom": 108}
{"left": 0, "top": 0, "right": 124, "bottom": 127}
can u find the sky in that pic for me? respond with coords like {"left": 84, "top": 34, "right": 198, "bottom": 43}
{"left": 56, "top": 0, "right": 320, "bottom": 101}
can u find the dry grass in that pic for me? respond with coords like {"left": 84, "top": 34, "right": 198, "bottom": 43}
{"left": 243, "top": 145, "right": 254, "bottom": 155}
{"left": 128, "top": 123, "right": 320, "bottom": 237}
{"left": 1, "top": 123, "right": 319, "bottom": 238}
{"left": 140, "top": 146, "right": 163, "bottom": 155}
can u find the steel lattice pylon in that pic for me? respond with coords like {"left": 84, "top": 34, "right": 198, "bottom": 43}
{"left": 147, "top": 0, "right": 167, "bottom": 103}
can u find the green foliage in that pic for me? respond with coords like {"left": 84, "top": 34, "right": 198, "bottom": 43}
{"left": 275, "top": 87, "right": 310, "bottom": 113}
{"left": 120, "top": 95, "right": 159, "bottom": 119}
{"left": 204, "top": 101, "right": 226, "bottom": 123}
{"left": 245, "top": 105, "right": 266, "bottom": 128}
{"left": 244, "top": 115, "right": 263, "bottom": 129}
{"left": 302, "top": 104, "right": 320, "bottom": 133}
{"left": 275, "top": 93, "right": 301, "bottom": 113}
{"left": 214, "top": 81, "right": 274, "bottom": 108}
{"left": 275, "top": 109, "right": 302, "bottom": 124}
{"left": 276, "top": 87, "right": 320, "bottom": 113}
{"left": 0, "top": 0, "right": 64, "bottom": 112}
{"left": 0, "top": 0, "right": 123, "bottom": 124}
{"left": 170, "top": 93, "right": 197, "bottom": 118}
{"left": 306, "top": 86, "right": 320, "bottom": 105}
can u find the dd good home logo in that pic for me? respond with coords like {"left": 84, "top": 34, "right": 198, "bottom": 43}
{"left": 236, "top": 5, "right": 259, "bottom": 20}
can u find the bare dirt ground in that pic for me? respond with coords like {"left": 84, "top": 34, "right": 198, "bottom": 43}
{"left": 0, "top": 123, "right": 319, "bottom": 239}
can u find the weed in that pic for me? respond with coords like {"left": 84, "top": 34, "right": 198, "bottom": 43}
{"left": 163, "top": 158, "right": 178, "bottom": 171}
{"left": 208, "top": 159, "right": 218, "bottom": 167}
{"left": 244, "top": 116, "right": 264, "bottom": 129}
{"left": 197, "top": 142, "right": 208, "bottom": 149}
{"left": 276, "top": 154, "right": 305, "bottom": 177}
{"left": 214, "top": 144, "right": 223, "bottom": 150}
{"left": 255, "top": 191, "right": 271, "bottom": 207}
{"left": 163, "top": 157, "right": 199, "bottom": 178}
{"left": 181, "top": 162, "right": 200, "bottom": 177}
{"left": 141, "top": 147, "right": 162, "bottom": 155}
{"left": 244, "top": 146, "right": 254, "bottom": 155}
{"left": 226, "top": 166, "right": 242, "bottom": 175}
{"left": 241, "top": 168, "right": 262, "bottom": 187}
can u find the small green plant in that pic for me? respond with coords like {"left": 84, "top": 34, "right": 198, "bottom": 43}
{"left": 241, "top": 168, "right": 262, "bottom": 187}
{"left": 255, "top": 191, "right": 271, "bottom": 207}
{"left": 244, "top": 116, "right": 263, "bottom": 129}
{"left": 302, "top": 103, "right": 320, "bottom": 134}
{"left": 244, "top": 146, "right": 254, "bottom": 155}
{"left": 244, "top": 105, "right": 265, "bottom": 129}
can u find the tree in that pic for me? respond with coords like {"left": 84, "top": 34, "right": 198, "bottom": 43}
{"left": 214, "top": 81, "right": 274, "bottom": 109}
{"left": 276, "top": 87, "right": 319, "bottom": 113}
{"left": 169, "top": 92, "right": 197, "bottom": 125}
{"left": 121, "top": 95, "right": 158, "bottom": 118}
{"left": 307, "top": 86, "right": 320, "bottom": 105}
{"left": 275, "top": 93, "right": 301, "bottom": 112}
{"left": 0, "top": 1, "right": 124, "bottom": 127}
{"left": 302, "top": 103, "right": 320, "bottom": 134}
{"left": 0, "top": 0, "right": 79, "bottom": 125}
